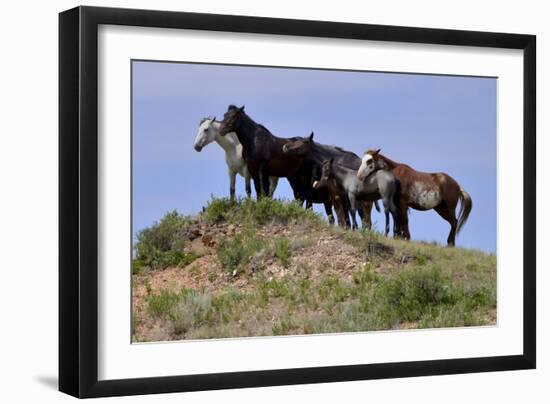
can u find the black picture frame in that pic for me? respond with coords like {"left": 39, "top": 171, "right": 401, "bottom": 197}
{"left": 59, "top": 5, "right": 536, "bottom": 398}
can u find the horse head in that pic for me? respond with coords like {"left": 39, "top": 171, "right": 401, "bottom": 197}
{"left": 219, "top": 105, "right": 245, "bottom": 136}
{"left": 312, "top": 157, "right": 334, "bottom": 189}
{"left": 193, "top": 117, "right": 217, "bottom": 151}
{"left": 357, "top": 148, "right": 381, "bottom": 180}
{"left": 282, "top": 132, "right": 314, "bottom": 155}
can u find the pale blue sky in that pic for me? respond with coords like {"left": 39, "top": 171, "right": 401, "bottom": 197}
{"left": 132, "top": 61, "right": 496, "bottom": 252}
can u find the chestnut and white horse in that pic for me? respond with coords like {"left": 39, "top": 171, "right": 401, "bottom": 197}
{"left": 357, "top": 149, "right": 472, "bottom": 246}
{"left": 193, "top": 117, "right": 278, "bottom": 200}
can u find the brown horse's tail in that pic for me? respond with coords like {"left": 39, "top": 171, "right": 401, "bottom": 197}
{"left": 456, "top": 188, "right": 472, "bottom": 235}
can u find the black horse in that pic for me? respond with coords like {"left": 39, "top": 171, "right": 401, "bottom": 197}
{"left": 219, "top": 105, "right": 305, "bottom": 197}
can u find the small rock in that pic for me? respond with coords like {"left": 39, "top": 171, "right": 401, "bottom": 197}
{"left": 201, "top": 234, "right": 215, "bottom": 247}
{"left": 188, "top": 228, "right": 202, "bottom": 240}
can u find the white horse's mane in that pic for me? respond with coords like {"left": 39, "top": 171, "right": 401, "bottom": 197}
{"left": 199, "top": 116, "right": 216, "bottom": 125}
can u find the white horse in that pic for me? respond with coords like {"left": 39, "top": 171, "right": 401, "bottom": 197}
{"left": 193, "top": 117, "right": 278, "bottom": 200}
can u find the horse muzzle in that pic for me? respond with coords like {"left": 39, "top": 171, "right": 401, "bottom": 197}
{"left": 194, "top": 144, "right": 202, "bottom": 152}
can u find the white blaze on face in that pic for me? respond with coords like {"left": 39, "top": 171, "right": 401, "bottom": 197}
{"left": 358, "top": 154, "right": 375, "bottom": 179}
{"left": 194, "top": 119, "right": 216, "bottom": 150}
{"left": 410, "top": 181, "right": 441, "bottom": 209}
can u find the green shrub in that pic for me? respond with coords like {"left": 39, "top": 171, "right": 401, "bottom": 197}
{"left": 210, "top": 288, "right": 246, "bottom": 324}
{"left": 318, "top": 276, "right": 348, "bottom": 304}
{"left": 217, "top": 231, "right": 264, "bottom": 273}
{"left": 251, "top": 198, "right": 316, "bottom": 224}
{"left": 379, "top": 266, "right": 453, "bottom": 321}
{"left": 173, "top": 291, "right": 213, "bottom": 334}
{"left": 202, "top": 197, "right": 321, "bottom": 226}
{"left": 147, "top": 289, "right": 183, "bottom": 319}
{"left": 133, "top": 210, "right": 196, "bottom": 270}
{"left": 132, "top": 259, "right": 146, "bottom": 275}
{"left": 413, "top": 250, "right": 430, "bottom": 265}
{"left": 272, "top": 315, "right": 295, "bottom": 335}
{"left": 274, "top": 238, "right": 292, "bottom": 267}
{"left": 203, "top": 197, "right": 234, "bottom": 223}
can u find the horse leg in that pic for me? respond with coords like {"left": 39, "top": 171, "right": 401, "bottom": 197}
{"left": 268, "top": 177, "right": 279, "bottom": 197}
{"left": 252, "top": 175, "right": 262, "bottom": 200}
{"left": 333, "top": 197, "right": 347, "bottom": 228}
{"left": 434, "top": 202, "right": 458, "bottom": 247}
{"left": 305, "top": 199, "right": 313, "bottom": 210}
{"left": 389, "top": 202, "right": 401, "bottom": 238}
{"left": 259, "top": 163, "right": 270, "bottom": 198}
{"left": 398, "top": 199, "right": 410, "bottom": 240}
{"left": 228, "top": 169, "right": 236, "bottom": 202}
{"left": 382, "top": 198, "right": 391, "bottom": 237}
{"left": 362, "top": 201, "right": 373, "bottom": 229}
{"left": 244, "top": 171, "right": 252, "bottom": 198}
{"left": 343, "top": 196, "right": 352, "bottom": 229}
{"left": 348, "top": 193, "right": 359, "bottom": 230}
{"left": 387, "top": 186, "right": 400, "bottom": 238}
{"left": 323, "top": 202, "right": 335, "bottom": 225}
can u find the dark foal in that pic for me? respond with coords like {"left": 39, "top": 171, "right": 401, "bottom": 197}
{"left": 358, "top": 149, "right": 472, "bottom": 246}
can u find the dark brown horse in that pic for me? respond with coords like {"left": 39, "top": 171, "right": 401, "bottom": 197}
{"left": 357, "top": 149, "right": 472, "bottom": 246}
{"left": 282, "top": 133, "right": 378, "bottom": 229}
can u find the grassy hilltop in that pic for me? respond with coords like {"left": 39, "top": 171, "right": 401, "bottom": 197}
{"left": 132, "top": 198, "right": 496, "bottom": 342}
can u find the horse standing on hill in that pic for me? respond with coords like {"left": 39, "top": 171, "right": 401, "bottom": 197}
{"left": 219, "top": 105, "right": 306, "bottom": 198}
{"left": 193, "top": 117, "right": 278, "bottom": 200}
{"left": 219, "top": 105, "right": 343, "bottom": 224}
{"left": 357, "top": 149, "right": 472, "bottom": 246}
{"left": 313, "top": 158, "right": 399, "bottom": 235}
{"left": 282, "top": 133, "right": 378, "bottom": 229}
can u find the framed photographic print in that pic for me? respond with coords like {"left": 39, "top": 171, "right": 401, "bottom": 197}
{"left": 59, "top": 6, "right": 536, "bottom": 398}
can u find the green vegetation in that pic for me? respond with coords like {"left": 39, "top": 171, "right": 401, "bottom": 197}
{"left": 217, "top": 229, "right": 265, "bottom": 274}
{"left": 132, "top": 198, "right": 497, "bottom": 341}
{"left": 147, "top": 289, "right": 183, "bottom": 319}
{"left": 273, "top": 238, "right": 292, "bottom": 267}
{"left": 140, "top": 257, "right": 495, "bottom": 340}
{"left": 203, "top": 197, "right": 322, "bottom": 226}
{"left": 132, "top": 210, "right": 197, "bottom": 272}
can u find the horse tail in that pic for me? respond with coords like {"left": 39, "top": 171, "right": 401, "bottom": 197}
{"left": 456, "top": 188, "right": 472, "bottom": 235}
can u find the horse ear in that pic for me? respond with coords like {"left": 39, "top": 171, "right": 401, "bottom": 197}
{"left": 212, "top": 116, "right": 216, "bottom": 122}
{"left": 239, "top": 105, "right": 245, "bottom": 112}
{"left": 309, "top": 132, "right": 314, "bottom": 141}
{"left": 329, "top": 157, "right": 334, "bottom": 166}
{"left": 374, "top": 148, "right": 381, "bottom": 155}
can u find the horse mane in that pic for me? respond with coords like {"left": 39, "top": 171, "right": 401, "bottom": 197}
{"left": 365, "top": 149, "right": 407, "bottom": 170}
{"left": 199, "top": 116, "right": 215, "bottom": 125}
{"left": 333, "top": 145, "right": 360, "bottom": 159}
{"left": 257, "top": 123, "right": 273, "bottom": 134}
{"left": 317, "top": 144, "right": 360, "bottom": 160}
